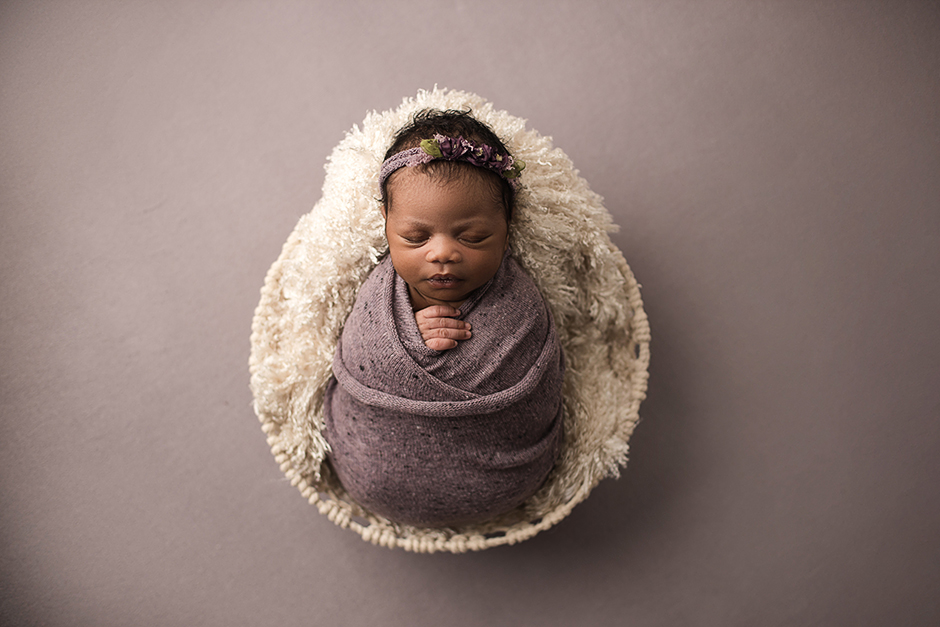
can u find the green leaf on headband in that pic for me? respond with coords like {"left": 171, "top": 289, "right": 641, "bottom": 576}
{"left": 420, "top": 139, "right": 443, "bottom": 159}
{"left": 505, "top": 160, "right": 526, "bottom": 178}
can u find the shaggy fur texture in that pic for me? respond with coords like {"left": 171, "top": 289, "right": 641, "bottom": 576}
{"left": 249, "top": 88, "right": 650, "bottom": 552}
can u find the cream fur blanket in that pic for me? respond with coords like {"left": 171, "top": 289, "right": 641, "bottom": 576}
{"left": 249, "top": 87, "right": 650, "bottom": 552}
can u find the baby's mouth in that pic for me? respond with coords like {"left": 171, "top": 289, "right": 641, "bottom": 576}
{"left": 426, "top": 274, "right": 462, "bottom": 289}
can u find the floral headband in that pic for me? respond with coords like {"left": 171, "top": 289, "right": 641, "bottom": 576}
{"left": 379, "top": 134, "right": 525, "bottom": 188}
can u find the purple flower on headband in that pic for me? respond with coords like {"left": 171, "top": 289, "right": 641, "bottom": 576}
{"left": 466, "top": 143, "right": 496, "bottom": 168}
{"left": 430, "top": 134, "right": 517, "bottom": 175}
{"left": 434, "top": 135, "right": 471, "bottom": 160}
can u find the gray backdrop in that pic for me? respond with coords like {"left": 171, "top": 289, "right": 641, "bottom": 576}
{"left": 2, "top": 1, "right": 938, "bottom": 626}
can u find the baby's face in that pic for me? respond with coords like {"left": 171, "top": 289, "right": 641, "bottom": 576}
{"left": 383, "top": 168, "right": 509, "bottom": 310}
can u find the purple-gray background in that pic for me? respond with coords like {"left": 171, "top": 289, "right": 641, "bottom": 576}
{"left": 2, "top": 2, "right": 938, "bottom": 625}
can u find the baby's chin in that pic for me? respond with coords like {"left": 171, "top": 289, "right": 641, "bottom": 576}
{"left": 409, "top": 285, "right": 473, "bottom": 311}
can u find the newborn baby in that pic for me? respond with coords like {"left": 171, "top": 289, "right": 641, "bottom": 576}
{"left": 323, "top": 110, "right": 564, "bottom": 527}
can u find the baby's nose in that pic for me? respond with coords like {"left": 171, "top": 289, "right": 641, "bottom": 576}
{"left": 426, "top": 237, "right": 461, "bottom": 264}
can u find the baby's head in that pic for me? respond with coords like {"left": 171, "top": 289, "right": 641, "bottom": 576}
{"left": 380, "top": 109, "right": 520, "bottom": 220}
{"left": 379, "top": 110, "right": 524, "bottom": 310}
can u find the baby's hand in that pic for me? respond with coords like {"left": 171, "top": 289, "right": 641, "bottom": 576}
{"left": 415, "top": 305, "right": 472, "bottom": 350}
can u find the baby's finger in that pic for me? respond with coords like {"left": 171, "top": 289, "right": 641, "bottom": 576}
{"left": 424, "top": 337, "right": 459, "bottom": 350}
{"left": 420, "top": 316, "right": 471, "bottom": 331}
{"left": 425, "top": 326, "right": 472, "bottom": 340}
{"left": 417, "top": 305, "right": 461, "bottom": 320}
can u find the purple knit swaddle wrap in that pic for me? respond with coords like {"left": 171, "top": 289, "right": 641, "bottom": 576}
{"left": 324, "top": 253, "right": 564, "bottom": 527}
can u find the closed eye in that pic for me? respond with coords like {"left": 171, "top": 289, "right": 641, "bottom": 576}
{"left": 400, "top": 234, "right": 429, "bottom": 244}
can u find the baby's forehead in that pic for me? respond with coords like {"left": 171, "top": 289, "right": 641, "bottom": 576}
{"left": 393, "top": 213, "right": 498, "bottom": 230}
{"left": 386, "top": 164, "right": 491, "bottom": 191}
{"left": 397, "top": 160, "right": 510, "bottom": 195}
{"left": 387, "top": 168, "right": 506, "bottom": 212}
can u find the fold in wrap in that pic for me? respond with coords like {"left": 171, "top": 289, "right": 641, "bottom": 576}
{"left": 324, "top": 252, "right": 564, "bottom": 527}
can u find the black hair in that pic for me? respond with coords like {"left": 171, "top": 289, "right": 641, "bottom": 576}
{"left": 380, "top": 109, "right": 516, "bottom": 220}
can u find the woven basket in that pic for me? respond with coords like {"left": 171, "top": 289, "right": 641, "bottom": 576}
{"left": 249, "top": 88, "right": 650, "bottom": 553}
